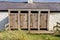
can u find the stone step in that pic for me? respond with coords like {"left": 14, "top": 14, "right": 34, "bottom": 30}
{"left": 29, "top": 30, "right": 54, "bottom": 34}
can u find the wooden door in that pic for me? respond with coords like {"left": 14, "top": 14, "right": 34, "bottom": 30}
{"left": 30, "top": 13, "right": 38, "bottom": 29}
{"left": 9, "top": 13, "right": 18, "bottom": 29}
{"left": 40, "top": 13, "right": 48, "bottom": 30}
{"left": 20, "top": 13, "right": 28, "bottom": 29}
{"left": 14, "top": 14, "right": 18, "bottom": 28}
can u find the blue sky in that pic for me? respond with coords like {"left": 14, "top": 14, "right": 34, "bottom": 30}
{"left": 0, "top": 0, "right": 60, "bottom": 2}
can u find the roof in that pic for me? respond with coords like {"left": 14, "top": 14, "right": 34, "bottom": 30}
{"left": 0, "top": 1, "right": 60, "bottom": 11}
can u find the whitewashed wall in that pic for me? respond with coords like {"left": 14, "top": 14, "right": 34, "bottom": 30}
{"left": 49, "top": 13, "right": 60, "bottom": 31}
{"left": 0, "top": 12, "right": 8, "bottom": 30}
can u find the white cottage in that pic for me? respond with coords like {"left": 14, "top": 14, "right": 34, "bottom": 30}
{"left": 0, "top": 1, "right": 60, "bottom": 33}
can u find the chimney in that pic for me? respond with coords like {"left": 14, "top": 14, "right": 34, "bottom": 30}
{"left": 28, "top": 0, "right": 33, "bottom": 3}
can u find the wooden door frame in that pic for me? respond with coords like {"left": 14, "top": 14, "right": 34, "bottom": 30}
{"left": 8, "top": 9, "right": 20, "bottom": 30}
{"left": 30, "top": 10, "right": 38, "bottom": 29}
{"left": 40, "top": 9, "right": 50, "bottom": 31}
{"left": 8, "top": 9, "right": 50, "bottom": 31}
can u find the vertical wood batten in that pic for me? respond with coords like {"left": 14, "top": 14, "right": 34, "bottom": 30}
{"left": 28, "top": 10, "right": 30, "bottom": 32}
{"left": 18, "top": 9, "right": 20, "bottom": 30}
{"left": 8, "top": 9, "right": 11, "bottom": 30}
{"left": 38, "top": 10, "right": 40, "bottom": 31}
{"left": 47, "top": 10, "right": 50, "bottom": 31}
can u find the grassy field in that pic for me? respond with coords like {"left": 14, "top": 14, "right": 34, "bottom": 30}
{"left": 0, "top": 30, "right": 60, "bottom": 40}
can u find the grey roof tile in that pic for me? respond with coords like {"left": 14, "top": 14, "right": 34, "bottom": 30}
{"left": 0, "top": 2, "right": 60, "bottom": 11}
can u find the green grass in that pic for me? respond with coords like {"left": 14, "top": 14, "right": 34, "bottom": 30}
{"left": 0, "top": 30, "right": 60, "bottom": 40}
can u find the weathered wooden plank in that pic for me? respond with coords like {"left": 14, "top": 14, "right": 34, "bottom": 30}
{"left": 28, "top": 10, "right": 30, "bottom": 31}
{"left": 30, "top": 13, "right": 38, "bottom": 29}
{"left": 15, "top": 14, "right": 18, "bottom": 28}
{"left": 38, "top": 11, "right": 40, "bottom": 31}
{"left": 47, "top": 11, "right": 50, "bottom": 31}
{"left": 18, "top": 10, "right": 20, "bottom": 30}
{"left": 40, "top": 13, "right": 48, "bottom": 29}
{"left": 20, "top": 13, "right": 28, "bottom": 29}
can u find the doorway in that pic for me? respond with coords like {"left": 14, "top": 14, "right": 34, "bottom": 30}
{"left": 20, "top": 11, "right": 28, "bottom": 29}
{"left": 40, "top": 11, "right": 48, "bottom": 30}
{"left": 30, "top": 11, "right": 38, "bottom": 30}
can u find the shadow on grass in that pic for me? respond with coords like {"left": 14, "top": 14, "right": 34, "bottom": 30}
{"left": 55, "top": 35, "right": 60, "bottom": 37}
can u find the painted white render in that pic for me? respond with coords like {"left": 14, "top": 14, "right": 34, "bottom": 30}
{"left": 0, "top": 12, "right": 8, "bottom": 21}
{"left": 0, "top": 12, "right": 8, "bottom": 30}
{"left": 49, "top": 13, "right": 60, "bottom": 31}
